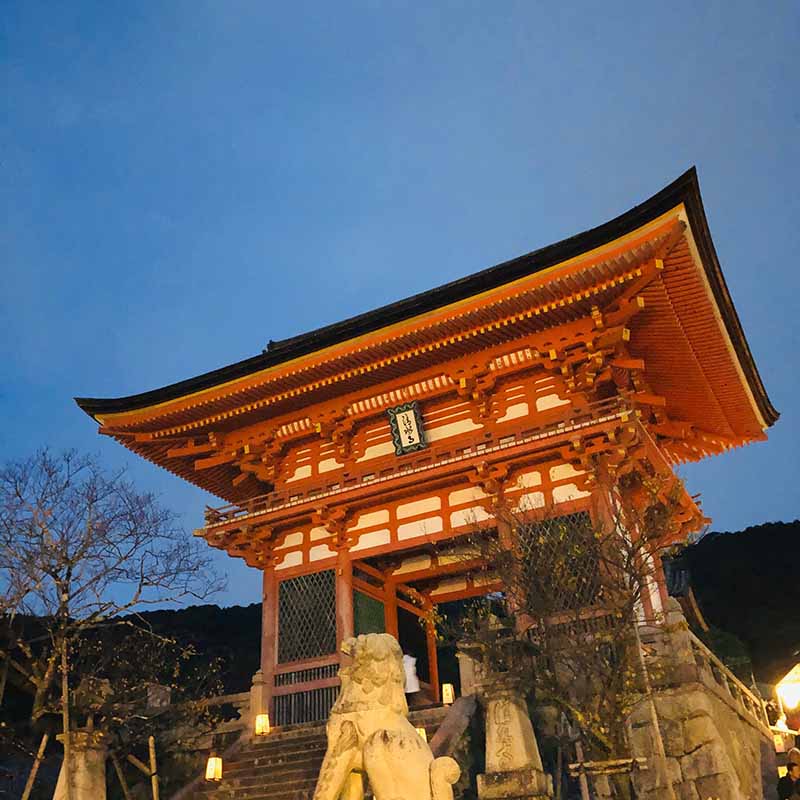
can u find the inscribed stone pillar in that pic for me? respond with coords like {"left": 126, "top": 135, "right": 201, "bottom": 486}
{"left": 477, "top": 681, "right": 553, "bottom": 800}
{"left": 52, "top": 730, "right": 109, "bottom": 800}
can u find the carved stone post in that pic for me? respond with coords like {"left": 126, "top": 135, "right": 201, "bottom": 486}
{"left": 455, "top": 650, "right": 477, "bottom": 697}
{"left": 461, "top": 634, "right": 553, "bottom": 800}
{"left": 53, "top": 730, "right": 109, "bottom": 800}
{"left": 477, "top": 677, "right": 553, "bottom": 800}
{"left": 249, "top": 669, "right": 267, "bottom": 730}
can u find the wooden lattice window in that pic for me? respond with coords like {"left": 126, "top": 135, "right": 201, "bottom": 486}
{"left": 277, "top": 570, "right": 336, "bottom": 663}
{"left": 517, "top": 511, "right": 601, "bottom": 614}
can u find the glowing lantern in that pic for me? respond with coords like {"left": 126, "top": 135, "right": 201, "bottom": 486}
{"left": 441, "top": 683, "right": 455, "bottom": 705}
{"left": 254, "top": 713, "right": 271, "bottom": 736}
{"left": 777, "top": 664, "right": 800, "bottom": 711}
{"left": 205, "top": 753, "right": 223, "bottom": 782}
{"left": 415, "top": 727, "right": 428, "bottom": 742}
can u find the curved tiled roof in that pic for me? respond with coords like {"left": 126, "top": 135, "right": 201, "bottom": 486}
{"left": 75, "top": 168, "right": 776, "bottom": 429}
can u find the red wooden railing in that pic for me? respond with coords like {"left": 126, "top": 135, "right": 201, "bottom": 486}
{"left": 202, "top": 397, "right": 629, "bottom": 529}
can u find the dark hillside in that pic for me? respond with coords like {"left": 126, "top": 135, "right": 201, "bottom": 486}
{"left": 136, "top": 603, "right": 261, "bottom": 693}
{"left": 685, "top": 520, "right": 800, "bottom": 683}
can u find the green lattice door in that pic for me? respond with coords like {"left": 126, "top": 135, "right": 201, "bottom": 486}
{"left": 354, "top": 590, "right": 385, "bottom": 635}
{"left": 277, "top": 570, "right": 336, "bottom": 663}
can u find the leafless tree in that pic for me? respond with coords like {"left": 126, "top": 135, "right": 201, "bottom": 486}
{"left": 0, "top": 449, "right": 225, "bottom": 797}
{"left": 436, "top": 468, "right": 689, "bottom": 798}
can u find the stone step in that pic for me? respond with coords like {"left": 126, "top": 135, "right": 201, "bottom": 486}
{"left": 181, "top": 706, "right": 450, "bottom": 799}
{"left": 220, "top": 761, "right": 324, "bottom": 785}
{"left": 225, "top": 740, "right": 327, "bottom": 765}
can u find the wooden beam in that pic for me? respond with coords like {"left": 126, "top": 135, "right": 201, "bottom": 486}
{"left": 272, "top": 676, "right": 340, "bottom": 696}
{"left": 631, "top": 392, "right": 667, "bottom": 408}
{"left": 194, "top": 451, "right": 237, "bottom": 470}
{"left": 428, "top": 580, "right": 503, "bottom": 604}
{"left": 610, "top": 357, "right": 645, "bottom": 371}
{"left": 395, "top": 581, "right": 427, "bottom": 607}
{"left": 388, "top": 557, "right": 485, "bottom": 584}
{"left": 352, "top": 560, "right": 387, "bottom": 582}
{"left": 167, "top": 441, "right": 216, "bottom": 458}
{"left": 397, "top": 596, "right": 425, "bottom": 617}
{"left": 353, "top": 577, "right": 385, "bottom": 603}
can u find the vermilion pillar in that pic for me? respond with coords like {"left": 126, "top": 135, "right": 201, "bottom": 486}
{"left": 335, "top": 546, "right": 354, "bottom": 649}
{"left": 425, "top": 612, "right": 440, "bottom": 703}
{"left": 260, "top": 565, "right": 277, "bottom": 717}
{"left": 384, "top": 580, "right": 399, "bottom": 638}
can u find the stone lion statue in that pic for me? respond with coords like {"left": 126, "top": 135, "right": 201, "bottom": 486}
{"left": 313, "top": 633, "right": 460, "bottom": 800}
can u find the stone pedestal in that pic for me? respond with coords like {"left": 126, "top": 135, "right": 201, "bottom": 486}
{"left": 478, "top": 766, "right": 552, "bottom": 799}
{"left": 477, "top": 685, "right": 553, "bottom": 800}
{"left": 53, "top": 729, "right": 109, "bottom": 800}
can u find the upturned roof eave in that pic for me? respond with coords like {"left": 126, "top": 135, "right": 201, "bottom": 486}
{"left": 74, "top": 167, "right": 778, "bottom": 429}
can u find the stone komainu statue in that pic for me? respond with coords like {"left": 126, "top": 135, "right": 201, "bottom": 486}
{"left": 313, "top": 633, "right": 460, "bottom": 800}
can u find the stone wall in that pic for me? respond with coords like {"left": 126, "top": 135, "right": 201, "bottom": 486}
{"left": 626, "top": 681, "right": 775, "bottom": 799}
{"left": 620, "top": 603, "right": 776, "bottom": 799}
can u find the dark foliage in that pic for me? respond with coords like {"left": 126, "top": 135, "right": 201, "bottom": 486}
{"left": 134, "top": 603, "right": 261, "bottom": 694}
{"left": 685, "top": 520, "right": 800, "bottom": 684}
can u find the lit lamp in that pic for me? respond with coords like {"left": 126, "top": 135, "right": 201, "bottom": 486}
{"left": 415, "top": 726, "right": 428, "bottom": 742}
{"left": 205, "top": 752, "right": 223, "bottom": 782}
{"left": 777, "top": 664, "right": 800, "bottom": 711}
{"left": 441, "top": 683, "right": 455, "bottom": 705}
{"left": 254, "top": 713, "right": 271, "bottom": 736}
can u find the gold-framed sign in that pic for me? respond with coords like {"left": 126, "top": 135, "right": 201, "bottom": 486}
{"left": 387, "top": 401, "right": 427, "bottom": 456}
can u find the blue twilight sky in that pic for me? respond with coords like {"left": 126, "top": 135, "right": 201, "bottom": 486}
{"left": 2, "top": 1, "right": 798, "bottom": 608}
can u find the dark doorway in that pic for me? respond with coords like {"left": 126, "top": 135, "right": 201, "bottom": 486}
{"left": 397, "top": 607, "right": 429, "bottom": 682}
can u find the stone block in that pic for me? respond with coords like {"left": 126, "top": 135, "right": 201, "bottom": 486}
{"left": 629, "top": 720, "right": 656, "bottom": 757}
{"left": 653, "top": 688, "right": 713, "bottom": 723}
{"left": 644, "top": 789, "right": 678, "bottom": 800}
{"left": 694, "top": 771, "right": 739, "bottom": 799}
{"left": 680, "top": 742, "right": 727, "bottom": 781}
{"left": 683, "top": 714, "right": 717, "bottom": 752}
{"left": 665, "top": 756, "right": 682, "bottom": 785}
{"left": 660, "top": 717, "right": 685, "bottom": 757}
{"left": 630, "top": 759, "right": 680, "bottom": 797}
{"left": 483, "top": 693, "right": 544, "bottom": 773}
{"left": 631, "top": 765, "right": 658, "bottom": 794}
{"left": 591, "top": 774, "right": 612, "bottom": 797}
{"left": 53, "top": 730, "right": 110, "bottom": 800}
{"left": 477, "top": 766, "right": 552, "bottom": 799}
{"left": 676, "top": 781, "right": 700, "bottom": 800}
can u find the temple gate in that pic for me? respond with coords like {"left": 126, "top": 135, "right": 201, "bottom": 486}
{"left": 76, "top": 168, "right": 776, "bottom": 730}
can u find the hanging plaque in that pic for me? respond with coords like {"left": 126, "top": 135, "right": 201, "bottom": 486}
{"left": 387, "top": 401, "right": 427, "bottom": 455}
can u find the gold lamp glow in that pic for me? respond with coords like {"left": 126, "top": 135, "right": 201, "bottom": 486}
{"left": 777, "top": 664, "right": 800, "bottom": 710}
{"left": 415, "top": 727, "right": 428, "bottom": 742}
{"left": 254, "top": 713, "right": 271, "bottom": 736}
{"left": 441, "top": 683, "right": 455, "bottom": 705}
{"left": 205, "top": 754, "right": 223, "bottom": 782}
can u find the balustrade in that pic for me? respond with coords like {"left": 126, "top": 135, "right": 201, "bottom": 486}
{"left": 201, "top": 397, "right": 627, "bottom": 529}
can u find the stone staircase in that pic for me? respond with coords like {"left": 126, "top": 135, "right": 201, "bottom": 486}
{"left": 181, "top": 706, "right": 450, "bottom": 800}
